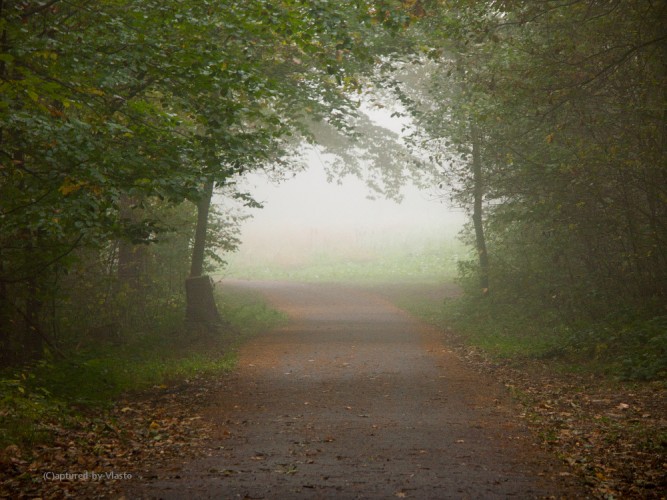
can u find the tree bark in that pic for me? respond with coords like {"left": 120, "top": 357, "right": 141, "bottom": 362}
{"left": 189, "top": 181, "right": 214, "bottom": 278}
{"left": 470, "top": 120, "right": 490, "bottom": 294}
{"left": 185, "top": 275, "right": 220, "bottom": 325}
{"left": 186, "top": 180, "right": 221, "bottom": 325}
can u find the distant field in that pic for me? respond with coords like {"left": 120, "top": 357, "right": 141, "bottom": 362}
{"left": 220, "top": 234, "right": 469, "bottom": 284}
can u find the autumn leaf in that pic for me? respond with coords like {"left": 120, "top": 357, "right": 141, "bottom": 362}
{"left": 59, "top": 178, "right": 87, "bottom": 196}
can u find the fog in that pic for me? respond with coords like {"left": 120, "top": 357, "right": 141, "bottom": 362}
{"left": 218, "top": 147, "right": 466, "bottom": 278}
{"left": 213, "top": 100, "right": 467, "bottom": 279}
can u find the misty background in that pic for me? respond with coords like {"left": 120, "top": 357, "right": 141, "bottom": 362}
{"left": 218, "top": 146, "right": 467, "bottom": 280}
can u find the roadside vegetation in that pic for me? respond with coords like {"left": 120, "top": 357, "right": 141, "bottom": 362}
{"left": 399, "top": 280, "right": 666, "bottom": 499}
{"left": 0, "top": 286, "right": 285, "bottom": 455}
{"left": 398, "top": 282, "right": 666, "bottom": 384}
{"left": 0, "top": 2, "right": 392, "bottom": 492}
{"left": 1, "top": 0, "right": 664, "bottom": 497}
{"left": 229, "top": 233, "right": 666, "bottom": 384}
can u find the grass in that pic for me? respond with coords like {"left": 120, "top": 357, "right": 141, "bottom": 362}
{"left": 225, "top": 238, "right": 468, "bottom": 284}
{"left": 394, "top": 287, "right": 667, "bottom": 381}
{"left": 218, "top": 284, "right": 288, "bottom": 334}
{"left": 388, "top": 290, "right": 560, "bottom": 357}
{"left": 226, "top": 239, "right": 580, "bottom": 363}
{"left": 0, "top": 286, "right": 286, "bottom": 449}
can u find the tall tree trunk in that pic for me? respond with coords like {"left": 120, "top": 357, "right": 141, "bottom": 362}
{"left": 470, "top": 120, "right": 490, "bottom": 294}
{"left": 114, "top": 195, "right": 147, "bottom": 331}
{"left": 185, "top": 180, "right": 221, "bottom": 325}
{"left": 189, "top": 181, "right": 213, "bottom": 278}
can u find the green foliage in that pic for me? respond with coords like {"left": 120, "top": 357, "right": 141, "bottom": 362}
{"left": 438, "top": 295, "right": 568, "bottom": 360}
{"left": 217, "top": 285, "right": 288, "bottom": 335}
{"left": 403, "top": 281, "right": 667, "bottom": 382}
{"left": 0, "top": 0, "right": 394, "bottom": 364}
{"left": 386, "top": 0, "right": 667, "bottom": 369}
{"left": 567, "top": 315, "right": 667, "bottom": 382}
{"left": 0, "top": 369, "right": 71, "bottom": 448}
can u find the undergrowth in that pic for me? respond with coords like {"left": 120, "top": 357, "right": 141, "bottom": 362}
{"left": 397, "top": 290, "right": 667, "bottom": 382}
{"left": 0, "top": 286, "right": 286, "bottom": 450}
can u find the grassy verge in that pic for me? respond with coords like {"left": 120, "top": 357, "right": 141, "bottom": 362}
{"left": 396, "top": 289, "right": 667, "bottom": 381}
{"left": 0, "top": 286, "right": 286, "bottom": 451}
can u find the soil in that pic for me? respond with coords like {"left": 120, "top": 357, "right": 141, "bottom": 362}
{"left": 123, "top": 280, "right": 585, "bottom": 499}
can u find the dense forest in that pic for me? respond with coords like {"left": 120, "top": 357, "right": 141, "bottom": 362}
{"left": 2, "top": 0, "right": 664, "bottom": 374}
{"left": 432, "top": 1, "right": 666, "bottom": 316}
{"left": 400, "top": 0, "right": 667, "bottom": 381}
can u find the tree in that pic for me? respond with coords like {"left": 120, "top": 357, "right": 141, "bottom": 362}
{"left": 399, "top": 0, "right": 666, "bottom": 315}
{"left": 0, "top": 0, "right": 414, "bottom": 360}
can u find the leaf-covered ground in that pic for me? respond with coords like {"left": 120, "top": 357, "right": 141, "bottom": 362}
{"left": 442, "top": 339, "right": 667, "bottom": 499}
{"left": 372, "top": 283, "right": 667, "bottom": 499}
{"left": 0, "top": 375, "right": 223, "bottom": 498}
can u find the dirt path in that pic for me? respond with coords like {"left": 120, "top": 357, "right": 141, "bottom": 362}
{"left": 127, "top": 280, "right": 584, "bottom": 499}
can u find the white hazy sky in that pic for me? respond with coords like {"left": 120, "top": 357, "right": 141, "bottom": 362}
{"left": 238, "top": 149, "right": 462, "bottom": 232}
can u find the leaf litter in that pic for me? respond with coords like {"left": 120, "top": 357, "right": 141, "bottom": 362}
{"left": 3, "top": 284, "right": 665, "bottom": 499}
{"left": 0, "top": 374, "right": 225, "bottom": 499}
{"left": 441, "top": 336, "right": 666, "bottom": 499}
